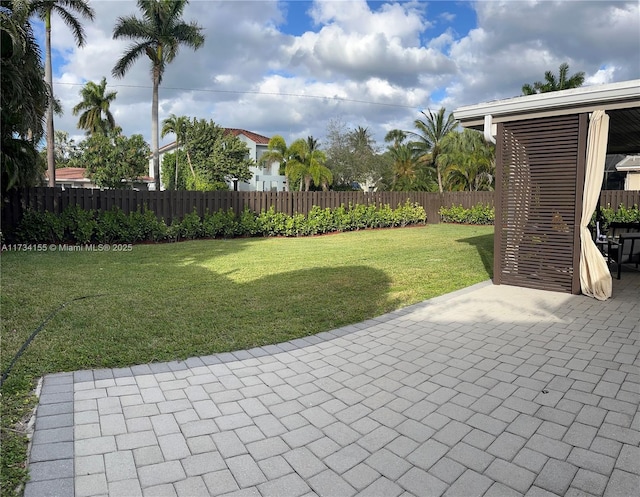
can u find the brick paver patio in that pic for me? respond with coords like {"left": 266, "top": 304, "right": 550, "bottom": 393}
{"left": 25, "top": 271, "right": 639, "bottom": 497}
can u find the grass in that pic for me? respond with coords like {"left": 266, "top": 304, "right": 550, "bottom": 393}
{"left": 0, "top": 224, "right": 493, "bottom": 495}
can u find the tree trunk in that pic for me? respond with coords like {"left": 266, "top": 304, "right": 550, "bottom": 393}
{"left": 45, "top": 12, "right": 55, "bottom": 187}
{"left": 152, "top": 71, "right": 160, "bottom": 191}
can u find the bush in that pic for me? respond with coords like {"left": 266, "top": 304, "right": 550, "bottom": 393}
{"left": 439, "top": 203, "right": 494, "bottom": 225}
{"left": 12, "top": 201, "right": 429, "bottom": 245}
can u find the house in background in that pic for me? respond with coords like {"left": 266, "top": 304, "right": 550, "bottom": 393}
{"left": 615, "top": 155, "right": 640, "bottom": 190}
{"left": 153, "top": 128, "right": 287, "bottom": 192}
{"left": 46, "top": 167, "right": 153, "bottom": 190}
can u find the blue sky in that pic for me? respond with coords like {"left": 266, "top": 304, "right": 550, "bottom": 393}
{"left": 39, "top": 0, "right": 639, "bottom": 149}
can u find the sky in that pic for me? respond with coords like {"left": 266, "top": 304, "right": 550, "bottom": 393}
{"left": 36, "top": 0, "right": 640, "bottom": 150}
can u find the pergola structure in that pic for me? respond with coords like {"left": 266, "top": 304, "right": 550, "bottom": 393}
{"left": 454, "top": 80, "right": 640, "bottom": 298}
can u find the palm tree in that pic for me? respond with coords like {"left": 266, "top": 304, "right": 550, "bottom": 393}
{"left": 384, "top": 129, "right": 407, "bottom": 149}
{"left": 112, "top": 0, "right": 204, "bottom": 192}
{"left": 72, "top": 77, "right": 117, "bottom": 135}
{"left": 259, "top": 135, "right": 293, "bottom": 190}
{"left": 288, "top": 137, "right": 332, "bottom": 191}
{"left": 522, "top": 62, "right": 585, "bottom": 95}
{"left": 161, "top": 113, "right": 192, "bottom": 188}
{"left": 1, "top": 0, "right": 52, "bottom": 190}
{"left": 29, "top": 0, "right": 95, "bottom": 187}
{"left": 439, "top": 130, "right": 495, "bottom": 191}
{"left": 411, "top": 107, "right": 458, "bottom": 193}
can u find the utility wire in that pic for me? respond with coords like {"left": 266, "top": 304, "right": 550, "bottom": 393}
{"left": 55, "top": 82, "right": 418, "bottom": 110}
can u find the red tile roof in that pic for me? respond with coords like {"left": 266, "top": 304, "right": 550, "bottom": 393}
{"left": 159, "top": 128, "right": 271, "bottom": 150}
{"left": 47, "top": 167, "right": 89, "bottom": 181}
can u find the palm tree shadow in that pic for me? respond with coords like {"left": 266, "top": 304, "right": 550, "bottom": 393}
{"left": 458, "top": 232, "right": 494, "bottom": 278}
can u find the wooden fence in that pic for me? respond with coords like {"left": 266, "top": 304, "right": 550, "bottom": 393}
{"left": 2, "top": 188, "right": 638, "bottom": 235}
{"left": 0, "top": 188, "right": 494, "bottom": 231}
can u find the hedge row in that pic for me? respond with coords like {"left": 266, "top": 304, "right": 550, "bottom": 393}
{"left": 439, "top": 204, "right": 495, "bottom": 225}
{"left": 13, "top": 201, "right": 427, "bottom": 244}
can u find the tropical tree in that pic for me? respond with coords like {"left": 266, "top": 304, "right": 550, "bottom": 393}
{"left": 410, "top": 107, "right": 458, "bottom": 193}
{"left": 384, "top": 129, "right": 407, "bottom": 149}
{"left": 1, "top": 0, "right": 51, "bottom": 191}
{"left": 522, "top": 62, "right": 585, "bottom": 95}
{"left": 161, "top": 113, "right": 191, "bottom": 188}
{"left": 112, "top": 0, "right": 204, "bottom": 192}
{"left": 70, "top": 127, "right": 150, "bottom": 189}
{"left": 287, "top": 137, "right": 332, "bottom": 191}
{"left": 259, "top": 135, "right": 294, "bottom": 190}
{"left": 72, "top": 77, "right": 117, "bottom": 135}
{"left": 439, "top": 129, "right": 495, "bottom": 191}
{"left": 29, "top": 0, "right": 95, "bottom": 186}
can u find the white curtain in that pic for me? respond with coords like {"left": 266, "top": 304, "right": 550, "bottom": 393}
{"left": 580, "top": 110, "right": 612, "bottom": 300}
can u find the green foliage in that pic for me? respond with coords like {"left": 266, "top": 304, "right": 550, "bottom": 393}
{"left": 70, "top": 129, "right": 150, "bottom": 189}
{"left": 439, "top": 204, "right": 495, "bottom": 225}
{"left": 595, "top": 204, "right": 640, "bottom": 229}
{"left": 13, "top": 202, "right": 428, "bottom": 245}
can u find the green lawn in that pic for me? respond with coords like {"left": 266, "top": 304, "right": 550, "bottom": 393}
{"left": 0, "top": 224, "right": 493, "bottom": 495}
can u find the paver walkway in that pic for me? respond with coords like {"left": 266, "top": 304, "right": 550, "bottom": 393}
{"left": 25, "top": 274, "right": 639, "bottom": 497}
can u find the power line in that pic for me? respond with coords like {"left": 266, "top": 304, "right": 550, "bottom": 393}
{"left": 56, "top": 81, "right": 418, "bottom": 110}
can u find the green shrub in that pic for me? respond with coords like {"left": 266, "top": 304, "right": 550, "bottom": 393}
{"left": 61, "top": 205, "right": 97, "bottom": 244}
{"left": 439, "top": 203, "right": 494, "bottom": 225}
{"left": 180, "top": 210, "right": 203, "bottom": 240}
{"left": 15, "top": 209, "right": 65, "bottom": 243}
{"left": 257, "top": 207, "right": 288, "bottom": 237}
{"left": 96, "top": 207, "right": 135, "bottom": 243}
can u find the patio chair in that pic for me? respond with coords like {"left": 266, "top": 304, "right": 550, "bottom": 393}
{"left": 608, "top": 232, "right": 640, "bottom": 279}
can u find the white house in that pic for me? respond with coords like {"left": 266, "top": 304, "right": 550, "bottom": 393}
{"left": 46, "top": 167, "right": 153, "bottom": 190}
{"left": 152, "top": 128, "right": 287, "bottom": 192}
{"left": 615, "top": 155, "right": 640, "bottom": 190}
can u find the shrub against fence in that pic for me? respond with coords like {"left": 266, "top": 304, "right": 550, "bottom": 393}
{"left": 1, "top": 188, "right": 494, "bottom": 231}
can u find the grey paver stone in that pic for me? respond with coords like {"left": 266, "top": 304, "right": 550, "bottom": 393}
{"left": 427, "top": 457, "right": 466, "bottom": 484}
{"left": 597, "top": 423, "right": 640, "bottom": 445}
{"left": 226, "top": 454, "right": 267, "bottom": 488}
{"left": 36, "top": 413, "right": 74, "bottom": 430}
{"left": 104, "top": 450, "right": 136, "bottom": 482}
{"left": 246, "top": 436, "right": 289, "bottom": 461}
{"left": 571, "top": 468, "right": 609, "bottom": 496}
{"left": 174, "top": 476, "right": 208, "bottom": 497}
{"left": 512, "top": 447, "right": 549, "bottom": 474}
{"left": 442, "top": 469, "right": 492, "bottom": 497}
{"left": 323, "top": 421, "right": 361, "bottom": 446}
{"left": 487, "top": 432, "right": 527, "bottom": 461}
{"left": 563, "top": 422, "right": 599, "bottom": 448}
{"left": 258, "top": 455, "right": 293, "bottom": 479}
{"left": 109, "top": 478, "right": 143, "bottom": 497}
{"left": 307, "top": 436, "right": 341, "bottom": 459}
{"left": 615, "top": 444, "right": 640, "bottom": 475}
{"left": 283, "top": 447, "right": 327, "bottom": 478}
{"left": 76, "top": 473, "right": 108, "bottom": 497}
{"left": 28, "top": 459, "right": 74, "bottom": 481}
{"left": 30, "top": 441, "right": 74, "bottom": 462}
{"left": 342, "top": 463, "right": 380, "bottom": 490}
{"left": 182, "top": 451, "right": 226, "bottom": 476}
{"left": 467, "top": 412, "right": 507, "bottom": 435}
{"left": 407, "top": 439, "right": 449, "bottom": 471}
{"left": 525, "top": 434, "right": 572, "bottom": 460}
{"left": 133, "top": 445, "right": 164, "bottom": 467}
{"left": 202, "top": 469, "right": 240, "bottom": 495}
{"left": 138, "top": 461, "right": 186, "bottom": 488}
{"left": 567, "top": 447, "right": 615, "bottom": 475}
{"left": 433, "top": 420, "right": 472, "bottom": 446}
{"left": 534, "top": 459, "right": 578, "bottom": 495}
{"left": 485, "top": 458, "right": 536, "bottom": 493}
{"left": 281, "top": 424, "right": 323, "bottom": 448}
{"left": 24, "top": 479, "right": 74, "bottom": 497}
{"left": 364, "top": 448, "right": 412, "bottom": 480}
{"left": 308, "top": 469, "right": 356, "bottom": 497}
{"left": 324, "top": 443, "right": 370, "bottom": 474}
{"left": 462, "top": 429, "right": 496, "bottom": 450}
{"left": 386, "top": 435, "right": 419, "bottom": 458}
{"left": 357, "top": 476, "right": 404, "bottom": 497}
{"left": 258, "top": 473, "right": 311, "bottom": 497}
{"left": 357, "top": 425, "right": 399, "bottom": 452}
{"left": 212, "top": 430, "right": 248, "bottom": 458}
{"left": 603, "top": 469, "right": 640, "bottom": 497}
{"left": 447, "top": 442, "right": 494, "bottom": 472}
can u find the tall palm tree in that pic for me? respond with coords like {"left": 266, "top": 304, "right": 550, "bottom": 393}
{"left": 411, "top": 107, "right": 458, "bottom": 193}
{"left": 72, "top": 77, "right": 117, "bottom": 135}
{"left": 522, "top": 62, "right": 585, "bottom": 95}
{"left": 112, "top": 0, "right": 204, "bottom": 192}
{"left": 161, "top": 113, "right": 192, "bottom": 187}
{"left": 384, "top": 129, "right": 407, "bottom": 149}
{"left": 29, "top": 0, "right": 95, "bottom": 187}
{"left": 259, "top": 135, "right": 293, "bottom": 190}
{"left": 1, "top": 0, "right": 51, "bottom": 190}
{"left": 439, "top": 130, "right": 495, "bottom": 191}
{"left": 288, "top": 137, "right": 332, "bottom": 191}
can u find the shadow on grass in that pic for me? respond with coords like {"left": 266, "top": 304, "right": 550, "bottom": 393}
{"left": 2, "top": 259, "right": 395, "bottom": 379}
{"left": 458, "top": 232, "right": 494, "bottom": 278}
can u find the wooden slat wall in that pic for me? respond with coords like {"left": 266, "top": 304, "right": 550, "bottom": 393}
{"left": 496, "top": 114, "right": 585, "bottom": 294}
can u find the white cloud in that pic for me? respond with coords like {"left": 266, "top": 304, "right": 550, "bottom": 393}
{"left": 38, "top": 0, "right": 639, "bottom": 153}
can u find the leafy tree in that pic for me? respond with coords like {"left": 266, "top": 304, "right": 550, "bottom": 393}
{"left": 29, "top": 0, "right": 95, "bottom": 186}
{"left": 324, "top": 119, "right": 387, "bottom": 190}
{"left": 39, "top": 130, "right": 80, "bottom": 167}
{"left": 165, "top": 119, "right": 254, "bottom": 191}
{"left": 439, "top": 129, "right": 495, "bottom": 191}
{"left": 385, "top": 140, "right": 435, "bottom": 192}
{"left": 72, "top": 77, "right": 117, "bottom": 135}
{"left": 112, "top": 0, "right": 204, "bottom": 192}
{"left": 1, "top": 0, "right": 51, "bottom": 191}
{"left": 522, "top": 62, "right": 585, "bottom": 95}
{"left": 410, "top": 107, "right": 458, "bottom": 193}
{"left": 70, "top": 128, "right": 150, "bottom": 188}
